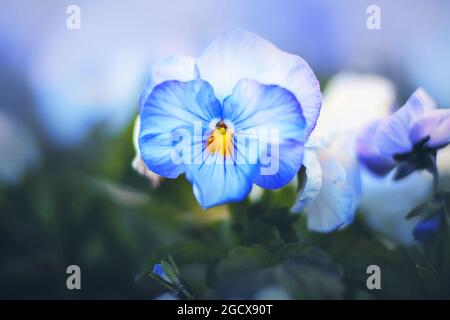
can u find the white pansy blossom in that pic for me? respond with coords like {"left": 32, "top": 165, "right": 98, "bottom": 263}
{"left": 292, "top": 72, "right": 393, "bottom": 232}
{"left": 306, "top": 72, "right": 433, "bottom": 244}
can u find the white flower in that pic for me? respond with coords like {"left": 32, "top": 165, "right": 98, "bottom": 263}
{"left": 311, "top": 72, "right": 433, "bottom": 244}
{"left": 292, "top": 133, "right": 361, "bottom": 232}
{"left": 292, "top": 72, "right": 434, "bottom": 239}
{"left": 360, "top": 170, "right": 432, "bottom": 245}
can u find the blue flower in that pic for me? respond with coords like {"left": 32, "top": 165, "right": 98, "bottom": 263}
{"left": 413, "top": 211, "right": 444, "bottom": 244}
{"left": 138, "top": 30, "right": 322, "bottom": 209}
{"left": 152, "top": 263, "right": 171, "bottom": 283}
{"left": 132, "top": 116, "right": 162, "bottom": 188}
{"left": 357, "top": 88, "right": 450, "bottom": 179}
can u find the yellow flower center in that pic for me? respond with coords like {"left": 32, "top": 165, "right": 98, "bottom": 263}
{"left": 206, "top": 120, "right": 234, "bottom": 157}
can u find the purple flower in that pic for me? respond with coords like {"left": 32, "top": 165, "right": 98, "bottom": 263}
{"left": 357, "top": 88, "right": 450, "bottom": 180}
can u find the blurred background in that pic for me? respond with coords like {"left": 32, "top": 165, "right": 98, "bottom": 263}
{"left": 1, "top": 0, "right": 450, "bottom": 299}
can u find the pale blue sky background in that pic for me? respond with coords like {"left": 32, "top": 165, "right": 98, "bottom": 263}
{"left": 1, "top": 0, "right": 449, "bottom": 145}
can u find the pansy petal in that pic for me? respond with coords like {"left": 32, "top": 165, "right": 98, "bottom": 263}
{"left": 252, "top": 139, "right": 305, "bottom": 189}
{"left": 187, "top": 151, "right": 257, "bottom": 209}
{"left": 410, "top": 109, "right": 450, "bottom": 148}
{"left": 357, "top": 121, "right": 396, "bottom": 176}
{"left": 222, "top": 79, "right": 306, "bottom": 189}
{"left": 376, "top": 88, "right": 436, "bottom": 156}
{"left": 132, "top": 116, "right": 162, "bottom": 187}
{"left": 197, "top": 30, "right": 321, "bottom": 136}
{"left": 291, "top": 147, "right": 322, "bottom": 213}
{"left": 413, "top": 212, "right": 444, "bottom": 243}
{"left": 404, "top": 88, "right": 437, "bottom": 118}
{"left": 139, "top": 80, "right": 221, "bottom": 178}
{"left": 328, "top": 133, "right": 362, "bottom": 213}
{"left": 304, "top": 149, "right": 355, "bottom": 233}
{"left": 360, "top": 169, "right": 432, "bottom": 246}
{"left": 139, "top": 55, "right": 199, "bottom": 108}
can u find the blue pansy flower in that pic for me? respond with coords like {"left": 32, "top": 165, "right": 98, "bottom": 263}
{"left": 138, "top": 30, "right": 322, "bottom": 209}
{"left": 357, "top": 88, "right": 450, "bottom": 180}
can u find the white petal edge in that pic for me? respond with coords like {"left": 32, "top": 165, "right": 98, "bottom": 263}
{"left": 139, "top": 54, "right": 199, "bottom": 108}
{"left": 292, "top": 134, "right": 361, "bottom": 233}
{"left": 196, "top": 29, "right": 322, "bottom": 136}
{"left": 305, "top": 148, "right": 355, "bottom": 233}
{"left": 291, "top": 147, "right": 322, "bottom": 213}
{"left": 131, "top": 116, "right": 161, "bottom": 187}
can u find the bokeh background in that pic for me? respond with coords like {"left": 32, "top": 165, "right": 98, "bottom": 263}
{"left": 1, "top": 0, "right": 450, "bottom": 299}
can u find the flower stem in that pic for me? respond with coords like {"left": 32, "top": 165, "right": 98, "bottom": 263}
{"left": 426, "top": 153, "right": 440, "bottom": 197}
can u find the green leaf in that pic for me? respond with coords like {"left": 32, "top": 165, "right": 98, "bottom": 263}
{"left": 161, "top": 260, "right": 178, "bottom": 285}
{"left": 207, "top": 245, "right": 274, "bottom": 288}
{"left": 277, "top": 259, "right": 344, "bottom": 299}
{"left": 276, "top": 243, "right": 308, "bottom": 261}
{"left": 210, "top": 247, "right": 343, "bottom": 299}
{"left": 308, "top": 228, "right": 424, "bottom": 299}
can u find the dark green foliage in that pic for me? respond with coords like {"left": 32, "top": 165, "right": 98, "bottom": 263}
{"left": 1, "top": 122, "right": 450, "bottom": 299}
